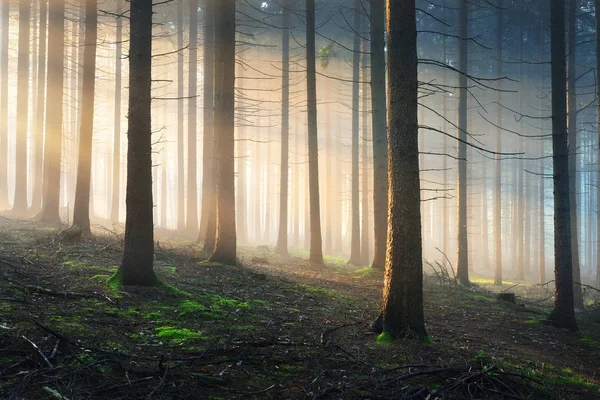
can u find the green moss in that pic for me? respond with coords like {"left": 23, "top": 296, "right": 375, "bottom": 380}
{"left": 469, "top": 293, "right": 493, "bottom": 303}
{"left": 419, "top": 334, "right": 435, "bottom": 344}
{"left": 352, "top": 267, "right": 375, "bottom": 276}
{"left": 63, "top": 260, "right": 86, "bottom": 269}
{"left": 525, "top": 319, "right": 542, "bottom": 325}
{"left": 155, "top": 326, "right": 203, "bottom": 344}
{"left": 91, "top": 274, "right": 110, "bottom": 282}
{"left": 178, "top": 300, "right": 208, "bottom": 316}
{"left": 579, "top": 334, "right": 600, "bottom": 347}
{"left": 106, "top": 270, "right": 123, "bottom": 295}
{"left": 376, "top": 332, "right": 393, "bottom": 345}
{"left": 155, "top": 280, "right": 191, "bottom": 297}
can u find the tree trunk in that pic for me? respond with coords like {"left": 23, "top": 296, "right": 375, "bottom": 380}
{"left": 348, "top": 0, "right": 362, "bottom": 265}
{"left": 517, "top": 1, "right": 525, "bottom": 281}
{"left": 38, "top": 0, "right": 65, "bottom": 224}
{"left": 236, "top": 65, "right": 247, "bottom": 243}
{"left": 116, "top": 0, "right": 157, "bottom": 286}
{"left": 30, "top": 0, "right": 48, "bottom": 214}
{"left": 186, "top": 0, "right": 199, "bottom": 235}
{"left": 369, "top": 0, "right": 387, "bottom": 270}
{"left": 275, "top": 0, "right": 290, "bottom": 256}
{"left": 567, "top": 0, "right": 584, "bottom": 309}
{"left": 539, "top": 27, "right": 547, "bottom": 285}
{"left": 71, "top": 0, "right": 97, "bottom": 233}
{"left": 306, "top": 0, "right": 323, "bottom": 264}
{"left": 456, "top": 0, "right": 469, "bottom": 286}
{"left": 293, "top": 112, "right": 300, "bottom": 248}
{"left": 361, "top": 34, "right": 370, "bottom": 266}
{"left": 12, "top": 0, "right": 31, "bottom": 213}
{"left": 199, "top": 0, "right": 216, "bottom": 252}
{"left": 0, "top": 1, "right": 8, "bottom": 209}
{"left": 176, "top": 0, "right": 185, "bottom": 231}
{"left": 596, "top": 0, "right": 600, "bottom": 289}
{"left": 208, "top": 0, "right": 236, "bottom": 265}
{"left": 110, "top": 0, "right": 123, "bottom": 223}
{"left": 548, "top": 0, "right": 578, "bottom": 332}
{"left": 375, "top": 0, "right": 425, "bottom": 338}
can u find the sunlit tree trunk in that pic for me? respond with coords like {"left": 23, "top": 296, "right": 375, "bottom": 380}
{"left": 369, "top": 0, "right": 387, "bottom": 270}
{"left": 38, "top": 0, "right": 65, "bottom": 224}
{"left": 110, "top": 0, "right": 123, "bottom": 223}
{"left": 374, "top": 0, "right": 425, "bottom": 338}
{"left": 116, "top": 0, "right": 157, "bottom": 286}
{"left": 360, "top": 35, "right": 370, "bottom": 266}
{"left": 236, "top": 67, "right": 247, "bottom": 243}
{"left": 200, "top": 0, "right": 216, "bottom": 253}
{"left": 567, "top": 0, "right": 584, "bottom": 309}
{"left": 30, "top": 0, "right": 47, "bottom": 214}
{"left": 306, "top": 0, "right": 324, "bottom": 264}
{"left": 456, "top": 0, "right": 469, "bottom": 286}
{"left": 293, "top": 112, "right": 300, "bottom": 248}
{"left": 516, "top": 1, "right": 525, "bottom": 281}
{"left": 209, "top": 0, "right": 236, "bottom": 265}
{"left": 275, "top": 0, "right": 290, "bottom": 255}
{"left": 186, "top": 0, "right": 199, "bottom": 235}
{"left": 71, "top": 0, "right": 97, "bottom": 233}
{"left": 348, "top": 0, "right": 362, "bottom": 265}
{"left": 0, "top": 1, "right": 8, "bottom": 210}
{"left": 176, "top": 0, "right": 185, "bottom": 231}
{"left": 441, "top": 5, "right": 449, "bottom": 264}
{"left": 548, "top": 0, "right": 578, "bottom": 332}
{"left": 324, "top": 86, "right": 332, "bottom": 255}
{"left": 12, "top": 0, "right": 31, "bottom": 213}
{"left": 160, "top": 73, "right": 168, "bottom": 228}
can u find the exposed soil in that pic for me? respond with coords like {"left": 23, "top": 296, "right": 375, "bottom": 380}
{"left": 0, "top": 216, "right": 599, "bottom": 399}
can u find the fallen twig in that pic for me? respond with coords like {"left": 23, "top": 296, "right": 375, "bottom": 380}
{"left": 22, "top": 335, "right": 53, "bottom": 368}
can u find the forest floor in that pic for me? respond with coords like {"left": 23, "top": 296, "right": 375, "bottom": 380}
{"left": 0, "top": 216, "right": 599, "bottom": 400}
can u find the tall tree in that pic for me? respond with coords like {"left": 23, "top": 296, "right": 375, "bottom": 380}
{"left": 596, "top": 0, "right": 600, "bottom": 288}
{"left": 567, "top": 0, "right": 584, "bottom": 309}
{"left": 369, "top": 0, "right": 387, "bottom": 269}
{"left": 71, "top": 0, "right": 97, "bottom": 232}
{"left": 548, "top": 0, "right": 578, "bottom": 332}
{"left": 208, "top": 0, "right": 236, "bottom": 265}
{"left": 360, "top": 35, "right": 370, "bottom": 266}
{"left": 176, "top": 0, "right": 185, "bottom": 231}
{"left": 110, "top": 0, "right": 124, "bottom": 222}
{"left": 186, "top": 0, "right": 199, "bottom": 235}
{"left": 306, "top": 0, "right": 324, "bottom": 264}
{"left": 0, "top": 1, "right": 8, "bottom": 209}
{"left": 275, "top": 0, "right": 290, "bottom": 256}
{"left": 38, "top": 0, "right": 66, "bottom": 224}
{"left": 114, "top": 0, "right": 157, "bottom": 285}
{"left": 12, "top": 0, "right": 31, "bottom": 213}
{"left": 31, "top": 0, "right": 48, "bottom": 214}
{"left": 348, "top": 0, "right": 362, "bottom": 265}
{"left": 456, "top": 0, "right": 469, "bottom": 286}
{"left": 373, "top": 0, "right": 425, "bottom": 338}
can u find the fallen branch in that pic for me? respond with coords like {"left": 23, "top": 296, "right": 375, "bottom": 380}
{"left": 22, "top": 335, "right": 53, "bottom": 368}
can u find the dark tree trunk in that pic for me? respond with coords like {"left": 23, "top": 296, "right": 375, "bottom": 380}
{"left": 293, "top": 112, "right": 300, "bottom": 247}
{"left": 361, "top": 34, "right": 370, "bottom": 266}
{"left": 275, "top": 0, "right": 290, "bottom": 256}
{"left": 306, "top": 0, "right": 323, "bottom": 264}
{"left": 0, "top": 1, "right": 8, "bottom": 209}
{"left": 596, "top": 0, "right": 600, "bottom": 289}
{"left": 186, "top": 0, "right": 199, "bottom": 235}
{"left": 30, "top": 0, "right": 48, "bottom": 214}
{"left": 517, "top": 1, "right": 526, "bottom": 282}
{"left": 176, "top": 0, "right": 185, "bottom": 231}
{"left": 456, "top": 0, "right": 469, "bottom": 286}
{"left": 110, "top": 0, "right": 123, "bottom": 222}
{"left": 539, "top": 27, "right": 547, "bottom": 285}
{"left": 375, "top": 0, "right": 425, "bottom": 338}
{"left": 38, "top": 0, "right": 65, "bottom": 224}
{"left": 369, "top": 0, "right": 387, "bottom": 270}
{"left": 116, "top": 0, "right": 157, "bottom": 286}
{"left": 548, "top": 0, "right": 578, "bottom": 332}
{"left": 567, "top": 0, "right": 584, "bottom": 309}
{"left": 71, "top": 0, "right": 97, "bottom": 232}
{"left": 209, "top": 0, "right": 236, "bottom": 265}
{"left": 348, "top": 0, "right": 362, "bottom": 265}
{"left": 441, "top": 4, "right": 449, "bottom": 263}
{"left": 199, "top": 0, "right": 216, "bottom": 249}
{"left": 12, "top": 0, "right": 31, "bottom": 213}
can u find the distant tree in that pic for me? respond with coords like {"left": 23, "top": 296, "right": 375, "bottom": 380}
{"left": 567, "top": 0, "right": 584, "bottom": 309}
{"left": 110, "top": 0, "right": 124, "bottom": 223}
{"left": 369, "top": 0, "right": 387, "bottom": 270}
{"left": 208, "top": 0, "right": 236, "bottom": 265}
{"left": 348, "top": 0, "right": 362, "bottom": 266}
{"left": 30, "top": 0, "right": 48, "bottom": 214}
{"left": 360, "top": 34, "right": 370, "bottom": 266}
{"left": 373, "top": 0, "right": 426, "bottom": 338}
{"left": 176, "top": 0, "right": 185, "bottom": 231}
{"left": 186, "top": 0, "right": 199, "bottom": 235}
{"left": 0, "top": 1, "right": 8, "bottom": 210}
{"left": 275, "top": 0, "right": 291, "bottom": 256}
{"left": 306, "top": 0, "right": 324, "bottom": 264}
{"left": 115, "top": 0, "right": 157, "bottom": 285}
{"left": 12, "top": 0, "right": 31, "bottom": 214}
{"left": 456, "top": 0, "right": 469, "bottom": 286}
{"left": 38, "top": 0, "right": 66, "bottom": 224}
{"left": 548, "top": 0, "right": 578, "bottom": 332}
{"left": 71, "top": 0, "right": 97, "bottom": 233}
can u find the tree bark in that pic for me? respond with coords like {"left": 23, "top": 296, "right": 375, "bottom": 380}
{"left": 71, "top": 0, "right": 97, "bottom": 233}
{"left": 117, "top": 0, "right": 157, "bottom": 286}
{"left": 176, "top": 0, "right": 185, "bottom": 231}
{"left": 375, "top": 0, "right": 425, "bottom": 338}
{"left": 209, "top": 0, "right": 236, "bottom": 265}
{"left": 186, "top": 0, "right": 199, "bottom": 235}
{"left": 12, "top": 0, "right": 31, "bottom": 214}
{"left": 275, "top": 0, "right": 290, "bottom": 256}
{"left": 360, "top": 33, "right": 370, "bottom": 266}
{"left": 369, "top": 0, "right": 387, "bottom": 270}
{"left": 456, "top": 0, "right": 469, "bottom": 286}
{"left": 0, "top": 1, "right": 8, "bottom": 209}
{"left": 110, "top": 0, "right": 124, "bottom": 223}
{"left": 596, "top": 0, "right": 600, "bottom": 289}
{"left": 548, "top": 0, "right": 578, "bottom": 332}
